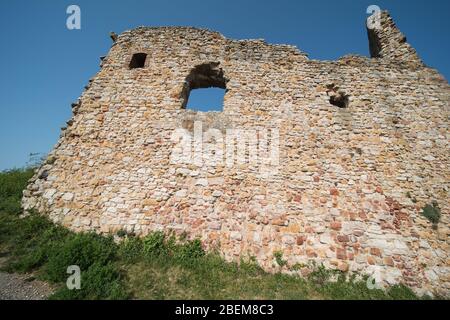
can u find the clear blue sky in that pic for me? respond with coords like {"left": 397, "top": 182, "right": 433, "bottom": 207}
{"left": 1, "top": 0, "right": 449, "bottom": 170}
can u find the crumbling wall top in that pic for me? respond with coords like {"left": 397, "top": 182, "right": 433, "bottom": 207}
{"left": 367, "top": 11, "right": 423, "bottom": 67}
{"left": 107, "top": 11, "right": 426, "bottom": 70}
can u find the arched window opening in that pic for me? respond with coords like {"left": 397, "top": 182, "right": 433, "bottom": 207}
{"left": 182, "top": 62, "right": 228, "bottom": 112}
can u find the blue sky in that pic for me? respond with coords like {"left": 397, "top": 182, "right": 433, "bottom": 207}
{"left": 0, "top": 0, "right": 449, "bottom": 170}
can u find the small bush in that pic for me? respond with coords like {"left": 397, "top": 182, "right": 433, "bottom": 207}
{"left": 50, "top": 262, "right": 128, "bottom": 300}
{"left": 44, "top": 233, "right": 117, "bottom": 283}
{"left": 118, "top": 237, "right": 144, "bottom": 263}
{"left": 0, "top": 168, "right": 34, "bottom": 214}
{"left": 10, "top": 223, "right": 69, "bottom": 272}
{"left": 274, "top": 251, "right": 287, "bottom": 267}
{"left": 421, "top": 202, "right": 441, "bottom": 229}
{"left": 308, "top": 264, "right": 337, "bottom": 287}
{"left": 174, "top": 239, "right": 205, "bottom": 265}
{"left": 0, "top": 210, "right": 126, "bottom": 300}
{"left": 1, "top": 212, "right": 67, "bottom": 273}
{"left": 239, "top": 256, "right": 264, "bottom": 275}
{"left": 142, "top": 231, "right": 167, "bottom": 257}
{"left": 116, "top": 229, "right": 128, "bottom": 238}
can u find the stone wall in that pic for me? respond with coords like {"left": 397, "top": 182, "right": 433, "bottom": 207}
{"left": 22, "top": 11, "right": 449, "bottom": 296}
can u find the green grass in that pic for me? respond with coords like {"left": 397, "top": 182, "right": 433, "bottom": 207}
{"left": 0, "top": 168, "right": 425, "bottom": 300}
{"left": 121, "top": 240, "right": 418, "bottom": 300}
{"left": 0, "top": 168, "right": 34, "bottom": 214}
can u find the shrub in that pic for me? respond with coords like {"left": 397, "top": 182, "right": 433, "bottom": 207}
{"left": 0, "top": 168, "right": 34, "bottom": 214}
{"left": 44, "top": 233, "right": 117, "bottom": 283}
{"left": 142, "top": 231, "right": 167, "bottom": 257}
{"left": 10, "top": 223, "right": 69, "bottom": 272}
{"left": 239, "top": 256, "right": 264, "bottom": 275}
{"left": 118, "top": 237, "right": 144, "bottom": 263}
{"left": 50, "top": 262, "right": 128, "bottom": 300}
{"left": 116, "top": 229, "right": 128, "bottom": 238}
{"left": 1, "top": 209, "right": 127, "bottom": 300}
{"left": 421, "top": 202, "right": 441, "bottom": 229}
{"left": 308, "top": 264, "right": 339, "bottom": 287}
{"left": 1, "top": 212, "right": 68, "bottom": 272}
{"left": 174, "top": 239, "right": 205, "bottom": 265}
{"left": 274, "top": 251, "right": 287, "bottom": 267}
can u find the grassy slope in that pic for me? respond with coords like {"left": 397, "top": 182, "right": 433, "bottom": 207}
{"left": 0, "top": 169, "right": 422, "bottom": 300}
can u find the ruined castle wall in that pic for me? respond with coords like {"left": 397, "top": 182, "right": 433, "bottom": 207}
{"left": 23, "top": 12, "right": 449, "bottom": 296}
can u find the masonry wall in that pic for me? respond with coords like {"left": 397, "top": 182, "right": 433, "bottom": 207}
{"left": 22, "top": 12, "right": 449, "bottom": 296}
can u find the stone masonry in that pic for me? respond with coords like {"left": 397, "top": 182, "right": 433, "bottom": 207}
{"left": 22, "top": 11, "right": 449, "bottom": 296}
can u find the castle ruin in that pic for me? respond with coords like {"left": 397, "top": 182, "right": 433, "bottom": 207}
{"left": 22, "top": 11, "right": 449, "bottom": 296}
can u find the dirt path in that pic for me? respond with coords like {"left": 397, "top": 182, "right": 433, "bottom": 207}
{"left": 0, "top": 257, "right": 54, "bottom": 300}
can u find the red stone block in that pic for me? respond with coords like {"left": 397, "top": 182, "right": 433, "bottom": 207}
{"left": 336, "top": 248, "right": 347, "bottom": 260}
{"left": 359, "top": 212, "right": 367, "bottom": 220}
{"left": 330, "top": 188, "right": 339, "bottom": 196}
{"left": 331, "top": 221, "right": 342, "bottom": 231}
{"left": 337, "top": 235, "right": 349, "bottom": 243}
{"left": 375, "top": 186, "right": 383, "bottom": 194}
